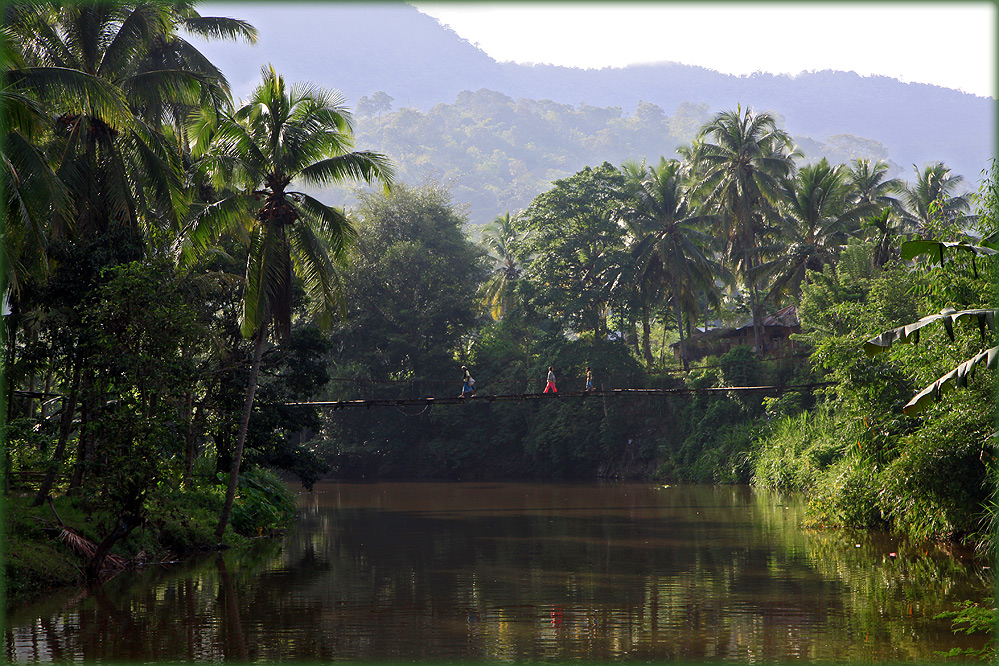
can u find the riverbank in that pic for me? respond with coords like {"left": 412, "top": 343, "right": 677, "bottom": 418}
{"left": 4, "top": 476, "right": 297, "bottom": 608}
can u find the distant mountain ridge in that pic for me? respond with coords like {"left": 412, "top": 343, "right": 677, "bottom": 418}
{"left": 198, "top": 2, "right": 995, "bottom": 195}
{"left": 494, "top": 62, "right": 992, "bottom": 177}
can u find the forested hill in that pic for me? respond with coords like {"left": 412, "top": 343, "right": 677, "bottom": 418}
{"left": 337, "top": 92, "right": 897, "bottom": 225}
{"left": 198, "top": 2, "right": 995, "bottom": 222}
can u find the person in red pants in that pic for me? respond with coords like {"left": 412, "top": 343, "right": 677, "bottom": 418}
{"left": 543, "top": 366, "right": 557, "bottom": 394}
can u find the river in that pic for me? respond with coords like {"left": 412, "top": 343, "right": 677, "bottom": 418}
{"left": 5, "top": 481, "right": 992, "bottom": 662}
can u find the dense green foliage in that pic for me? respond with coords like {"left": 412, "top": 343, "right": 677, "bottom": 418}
{"left": 753, "top": 182, "right": 997, "bottom": 546}
{"left": 330, "top": 183, "right": 485, "bottom": 377}
{"left": 311, "top": 141, "right": 994, "bottom": 555}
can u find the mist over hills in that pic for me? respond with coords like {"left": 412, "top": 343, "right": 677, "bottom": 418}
{"left": 197, "top": 2, "right": 996, "bottom": 222}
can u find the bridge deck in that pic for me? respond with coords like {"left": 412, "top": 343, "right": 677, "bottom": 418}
{"left": 288, "top": 383, "right": 832, "bottom": 410}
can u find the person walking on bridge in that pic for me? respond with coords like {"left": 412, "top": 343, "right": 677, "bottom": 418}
{"left": 460, "top": 366, "right": 476, "bottom": 397}
{"left": 544, "top": 366, "right": 558, "bottom": 394}
{"left": 584, "top": 367, "right": 593, "bottom": 392}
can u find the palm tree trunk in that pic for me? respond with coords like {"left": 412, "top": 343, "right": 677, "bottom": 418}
{"left": 183, "top": 393, "right": 206, "bottom": 486}
{"left": 68, "top": 370, "right": 94, "bottom": 492}
{"left": 659, "top": 321, "right": 669, "bottom": 367}
{"left": 32, "top": 351, "right": 83, "bottom": 506}
{"left": 670, "top": 277, "right": 689, "bottom": 372}
{"left": 214, "top": 324, "right": 267, "bottom": 539}
{"left": 40, "top": 354, "right": 54, "bottom": 421}
{"left": 740, "top": 210, "right": 765, "bottom": 354}
{"left": 5, "top": 304, "right": 19, "bottom": 426}
{"left": 749, "top": 284, "right": 764, "bottom": 354}
{"left": 4, "top": 334, "right": 11, "bottom": 489}
{"left": 640, "top": 305, "right": 654, "bottom": 368}
{"left": 26, "top": 375, "right": 36, "bottom": 419}
{"left": 85, "top": 513, "right": 137, "bottom": 582}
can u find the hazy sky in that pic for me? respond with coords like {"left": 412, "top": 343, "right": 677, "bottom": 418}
{"left": 413, "top": 3, "right": 996, "bottom": 99}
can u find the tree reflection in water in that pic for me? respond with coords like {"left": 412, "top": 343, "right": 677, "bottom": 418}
{"left": 5, "top": 482, "right": 991, "bottom": 662}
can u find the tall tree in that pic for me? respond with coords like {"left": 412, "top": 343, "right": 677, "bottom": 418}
{"left": 134, "top": 0, "right": 256, "bottom": 134}
{"left": 478, "top": 212, "right": 523, "bottom": 321}
{"left": 185, "top": 65, "right": 393, "bottom": 539}
{"left": 861, "top": 208, "right": 912, "bottom": 269}
{"left": 617, "top": 158, "right": 719, "bottom": 370}
{"left": 759, "top": 158, "right": 861, "bottom": 306}
{"left": 1, "top": 0, "right": 255, "bottom": 289}
{"left": 694, "top": 106, "right": 797, "bottom": 351}
{"left": 848, "top": 158, "right": 903, "bottom": 214}
{"left": 901, "top": 162, "right": 975, "bottom": 237}
{"left": 1, "top": 27, "right": 92, "bottom": 296}
{"left": 9, "top": 1, "right": 226, "bottom": 243}
{"left": 331, "top": 183, "right": 486, "bottom": 379}
{"left": 847, "top": 158, "right": 911, "bottom": 268}
{"left": 3, "top": 0, "right": 255, "bottom": 295}
{"left": 517, "top": 163, "right": 629, "bottom": 336}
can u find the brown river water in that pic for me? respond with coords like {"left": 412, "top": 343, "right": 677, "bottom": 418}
{"left": 5, "top": 482, "right": 992, "bottom": 662}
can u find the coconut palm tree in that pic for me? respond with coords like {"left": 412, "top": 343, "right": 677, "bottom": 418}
{"left": 133, "top": 0, "right": 256, "bottom": 136}
{"left": 1, "top": 60, "right": 76, "bottom": 296}
{"left": 615, "top": 160, "right": 663, "bottom": 365}
{"left": 185, "top": 65, "right": 393, "bottom": 539}
{"left": 618, "top": 158, "right": 720, "bottom": 370}
{"left": 478, "top": 212, "right": 523, "bottom": 320}
{"left": 674, "top": 138, "right": 706, "bottom": 188}
{"left": 3, "top": 0, "right": 251, "bottom": 512}
{"left": 848, "top": 158, "right": 903, "bottom": 214}
{"left": 845, "top": 158, "right": 913, "bottom": 267}
{"left": 694, "top": 106, "right": 797, "bottom": 352}
{"left": 901, "top": 162, "right": 975, "bottom": 236}
{"left": 7, "top": 0, "right": 242, "bottom": 246}
{"left": 2, "top": 0, "right": 256, "bottom": 280}
{"left": 3, "top": 3, "right": 128, "bottom": 290}
{"left": 862, "top": 207, "right": 911, "bottom": 269}
{"left": 759, "top": 159, "right": 861, "bottom": 305}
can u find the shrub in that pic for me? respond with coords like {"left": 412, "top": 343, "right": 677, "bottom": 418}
{"left": 806, "top": 455, "right": 887, "bottom": 529}
{"left": 230, "top": 468, "right": 298, "bottom": 536}
{"left": 145, "top": 484, "right": 225, "bottom": 553}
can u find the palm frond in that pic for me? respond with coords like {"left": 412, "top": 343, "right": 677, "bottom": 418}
{"left": 175, "top": 192, "right": 259, "bottom": 266}
{"left": 291, "top": 192, "right": 357, "bottom": 262}
{"left": 7, "top": 66, "right": 134, "bottom": 129}
{"left": 299, "top": 151, "right": 395, "bottom": 190}
{"left": 288, "top": 220, "right": 346, "bottom": 331}
{"left": 122, "top": 68, "right": 204, "bottom": 110}
{"left": 98, "top": 3, "right": 172, "bottom": 80}
{"left": 179, "top": 15, "right": 258, "bottom": 43}
{"left": 242, "top": 221, "right": 291, "bottom": 338}
{"left": 60, "top": 528, "right": 97, "bottom": 560}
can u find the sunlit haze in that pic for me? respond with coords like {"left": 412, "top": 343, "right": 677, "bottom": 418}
{"left": 414, "top": 3, "right": 996, "bottom": 99}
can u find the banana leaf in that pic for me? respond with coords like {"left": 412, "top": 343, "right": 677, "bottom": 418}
{"left": 903, "top": 346, "right": 999, "bottom": 415}
{"left": 901, "top": 240, "right": 998, "bottom": 278}
{"left": 864, "top": 308, "right": 996, "bottom": 356}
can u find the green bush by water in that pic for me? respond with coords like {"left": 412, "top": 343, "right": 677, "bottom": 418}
{"left": 3, "top": 470, "right": 299, "bottom": 606}
{"left": 231, "top": 468, "right": 298, "bottom": 535}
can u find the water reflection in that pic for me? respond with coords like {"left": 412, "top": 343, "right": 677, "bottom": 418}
{"left": 6, "top": 482, "right": 991, "bottom": 662}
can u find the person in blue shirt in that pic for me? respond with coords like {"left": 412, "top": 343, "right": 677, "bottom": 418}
{"left": 460, "top": 366, "right": 476, "bottom": 397}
